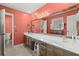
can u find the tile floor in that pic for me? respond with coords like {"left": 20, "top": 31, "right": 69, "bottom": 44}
{"left": 5, "top": 45, "right": 32, "bottom": 56}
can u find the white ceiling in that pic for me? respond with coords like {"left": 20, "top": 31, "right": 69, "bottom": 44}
{"left": 0, "top": 3, "right": 46, "bottom": 13}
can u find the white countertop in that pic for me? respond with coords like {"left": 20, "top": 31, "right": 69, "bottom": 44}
{"left": 24, "top": 32, "right": 79, "bottom": 55}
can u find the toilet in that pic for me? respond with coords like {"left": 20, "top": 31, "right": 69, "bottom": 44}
{"left": 5, "top": 33, "right": 11, "bottom": 46}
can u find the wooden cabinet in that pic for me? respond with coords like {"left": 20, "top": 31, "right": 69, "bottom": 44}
{"left": 28, "top": 37, "right": 32, "bottom": 48}
{"left": 54, "top": 47, "right": 63, "bottom": 56}
{"left": 63, "top": 51, "right": 73, "bottom": 56}
{"left": 24, "top": 35, "right": 27, "bottom": 46}
{"left": 39, "top": 45, "right": 47, "bottom": 56}
{"left": 24, "top": 35, "right": 34, "bottom": 50}
{"left": 46, "top": 47, "right": 54, "bottom": 56}
{"left": 46, "top": 44, "right": 54, "bottom": 56}
{"left": 63, "top": 50, "right": 79, "bottom": 56}
{"left": 39, "top": 43, "right": 79, "bottom": 56}
{"left": 46, "top": 44, "right": 63, "bottom": 56}
{"left": 24, "top": 35, "right": 31, "bottom": 47}
{"left": 24, "top": 35, "right": 79, "bottom": 56}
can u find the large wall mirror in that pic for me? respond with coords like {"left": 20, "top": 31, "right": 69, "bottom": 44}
{"left": 50, "top": 17, "right": 64, "bottom": 30}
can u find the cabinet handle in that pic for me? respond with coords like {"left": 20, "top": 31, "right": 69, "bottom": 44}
{"left": 40, "top": 45, "right": 47, "bottom": 48}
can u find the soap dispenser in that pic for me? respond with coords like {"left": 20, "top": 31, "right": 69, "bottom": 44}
{"left": 72, "top": 35, "right": 76, "bottom": 43}
{"left": 72, "top": 36, "right": 75, "bottom": 40}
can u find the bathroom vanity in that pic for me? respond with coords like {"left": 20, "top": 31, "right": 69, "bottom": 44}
{"left": 24, "top": 32, "right": 79, "bottom": 56}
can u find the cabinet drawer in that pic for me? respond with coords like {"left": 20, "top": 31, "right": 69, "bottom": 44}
{"left": 39, "top": 45, "right": 47, "bottom": 56}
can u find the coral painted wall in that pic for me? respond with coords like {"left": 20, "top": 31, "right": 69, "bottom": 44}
{"left": 0, "top": 3, "right": 78, "bottom": 45}
{"left": 0, "top": 5, "right": 32, "bottom": 45}
{"left": 32, "top": 3, "right": 76, "bottom": 19}
{"left": 31, "top": 20, "right": 40, "bottom": 32}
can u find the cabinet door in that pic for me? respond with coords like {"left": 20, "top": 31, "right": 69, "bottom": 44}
{"left": 63, "top": 50, "right": 79, "bottom": 56}
{"left": 46, "top": 44, "right": 54, "bottom": 56}
{"left": 46, "top": 48, "right": 54, "bottom": 56}
{"left": 27, "top": 36, "right": 30, "bottom": 46}
{"left": 25, "top": 36, "right": 31, "bottom": 47}
{"left": 24, "top": 35, "right": 28, "bottom": 46}
{"left": 39, "top": 45, "right": 47, "bottom": 56}
{"left": 54, "top": 47, "right": 63, "bottom": 56}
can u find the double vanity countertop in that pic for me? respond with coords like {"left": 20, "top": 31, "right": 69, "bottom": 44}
{"left": 24, "top": 32, "right": 79, "bottom": 55}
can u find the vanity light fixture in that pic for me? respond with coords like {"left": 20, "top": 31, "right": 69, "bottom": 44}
{"left": 34, "top": 11, "right": 50, "bottom": 19}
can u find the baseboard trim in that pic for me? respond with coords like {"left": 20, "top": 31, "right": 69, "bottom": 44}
{"left": 14, "top": 43, "right": 24, "bottom": 48}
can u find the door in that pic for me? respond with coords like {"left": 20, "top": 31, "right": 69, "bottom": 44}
{"left": 67, "top": 15, "right": 77, "bottom": 37}
{"left": 0, "top": 9, "right": 5, "bottom": 56}
{"left": 5, "top": 15, "right": 12, "bottom": 47}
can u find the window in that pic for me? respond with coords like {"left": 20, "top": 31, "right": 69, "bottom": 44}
{"left": 51, "top": 17, "right": 64, "bottom": 30}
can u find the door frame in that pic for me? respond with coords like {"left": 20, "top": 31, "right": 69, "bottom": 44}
{"left": 0, "top": 9, "right": 5, "bottom": 56}
{"left": 5, "top": 12, "right": 14, "bottom": 47}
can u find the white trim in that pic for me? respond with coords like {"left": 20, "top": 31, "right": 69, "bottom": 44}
{"left": 14, "top": 43, "right": 24, "bottom": 48}
{"left": 5, "top": 12, "right": 14, "bottom": 47}
{"left": 3, "top": 10, "right": 5, "bottom": 50}
{"left": 5, "top": 12, "right": 13, "bottom": 16}
{"left": 12, "top": 14, "right": 14, "bottom": 47}
{"left": 50, "top": 7, "right": 77, "bottom": 17}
